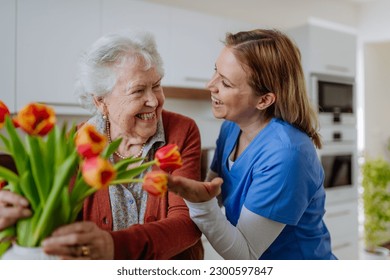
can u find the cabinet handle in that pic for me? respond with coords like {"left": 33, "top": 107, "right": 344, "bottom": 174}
{"left": 333, "top": 242, "right": 352, "bottom": 250}
{"left": 185, "top": 77, "right": 209, "bottom": 83}
{"left": 325, "top": 64, "right": 349, "bottom": 73}
{"left": 37, "top": 101, "right": 82, "bottom": 107}
{"left": 326, "top": 210, "right": 351, "bottom": 218}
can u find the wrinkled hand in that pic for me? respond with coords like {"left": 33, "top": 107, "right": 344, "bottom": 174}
{"left": 167, "top": 175, "right": 223, "bottom": 203}
{"left": 0, "top": 190, "right": 31, "bottom": 231}
{"left": 42, "top": 221, "right": 114, "bottom": 260}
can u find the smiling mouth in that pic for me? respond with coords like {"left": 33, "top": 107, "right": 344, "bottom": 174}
{"left": 211, "top": 96, "right": 223, "bottom": 105}
{"left": 136, "top": 112, "right": 156, "bottom": 120}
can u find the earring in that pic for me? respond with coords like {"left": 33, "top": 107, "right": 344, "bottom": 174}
{"left": 102, "top": 114, "right": 107, "bottom": 120}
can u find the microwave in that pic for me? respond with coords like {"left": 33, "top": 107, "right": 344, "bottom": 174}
{"left": 310, "top": 73, "right": 355, "bottom": 125}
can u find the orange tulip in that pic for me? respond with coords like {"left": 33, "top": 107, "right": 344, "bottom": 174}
{"left": 75, "top": 124, "right": 108, "bottom": 159}
{"left": 81, "top": 156, "right": 116, "bottom": 190}
{"left": 14, "top": 103, "right": 56, "bottom": 136}
{"left": 0, "top": 100, "right": 10, "bottom": 129}
{"left": 142, "top": 171, "right": 168, "bottom": 196}
{"left": 155, "top": 144, "right": 183, "bottom": 173}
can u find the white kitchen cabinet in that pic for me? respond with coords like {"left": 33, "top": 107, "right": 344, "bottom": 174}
{"left": 165, "top": 11, "right": 222, "bottom": 88}
{"left": 324, "top": 199, "right": 359, "bottom": 259}
{"left": 12, "top": 0, "right": 255, "bottom": 114}
{"left": 165, "top": 9, "right": 253, "bottom": 89}
{"left": 101, "top": 0, "right": 254, "bottom": 89}
{"left": 16, "top": 0, "right": 100, "bottom": 115}
{"left": 0, "top": 0, "right": 16, "bottom": 112}
{"left": 288, "top": 23, "right": 357, "bottom": 78}
{"left": 288, "top": 22, "right": 359, "bottom": 259}
{"left": 101, "top": 0, "right": 172, "bottom": 79}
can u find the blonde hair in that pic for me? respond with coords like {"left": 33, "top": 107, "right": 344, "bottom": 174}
{"left": 225, "top": 29, "right": 322, "bottom": 149}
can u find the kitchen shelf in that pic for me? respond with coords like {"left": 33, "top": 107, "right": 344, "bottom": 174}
{"left": 163, "top": 86, "right": 210, "bottom": 100}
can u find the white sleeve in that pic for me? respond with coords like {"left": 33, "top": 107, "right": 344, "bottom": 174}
{"left": 185, "top": 198, "right": 285, "bottom": 260}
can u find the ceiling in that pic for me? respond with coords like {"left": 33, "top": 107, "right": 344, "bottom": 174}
{"left": 145, "top": 0, "right": 379, "bottom": 30}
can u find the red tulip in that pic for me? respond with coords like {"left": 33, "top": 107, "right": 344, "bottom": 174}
{"left": 142, "top": 171, "right": 168, "bottom": 196}
{"left": 0, "top": 179, "right": 7, "bottom": 190}
{"left": 155, "top": 144, "right": 183, "bottom": 173}
{"left": 0, "top": 100, "right": 10, "bottom": 129}
{"left": 75, "top": 124, "right": 108, "bottom": 159}
{"left": 81, "top": 156, "right": 116, "bottom": 190}
{"left": 14, "top": 103, "right": 56, "bottom": 136}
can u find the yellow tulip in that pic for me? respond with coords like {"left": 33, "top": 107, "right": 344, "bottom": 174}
{"left": 14, "top": 103, "right": 56, "bottom": 136}
{"left": 75, "top": 124, "right": 108, "bottom": 158}
{"left": 81, "top": 156, "right": 116, "bottom": 190}
{"left": 142, "top": 171, "right": 168, "bottom": 196}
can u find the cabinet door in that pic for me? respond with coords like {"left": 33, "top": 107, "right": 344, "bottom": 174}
{"left": 0, "top": 0, "right": 16, "bottom": 112}
{"left": 324, "top": 200, "right": 359, "bottom": 259}
{"left": 102, "top": 0, "right": 254, "bottom": 90}
{"left": 16, "top": 0, "right": 100, "bottom": 115}
{"left": 101, "top": 0, "right": 172, "bottom": 86}
{"left": 167, "top": 9, "right": 254, "bottom": 89}
{"left": 166, "top": 10, "right": 222, "bottom": 88}
{"left": 309, "top": 25, "right": 356, "bottom": 76}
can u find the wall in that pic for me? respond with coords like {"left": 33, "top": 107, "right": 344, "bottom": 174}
{"left": 363, "top": 42, "right": 390, "bottom": 160}
{"left": 163, "top": 99, "right": 222, "bottom": 148}
{"left": 357, "top": 0, "right": 390, "bottom": 159}
{"left": 358, "top": 0, "right": 390, "bottom": 42}
{"left": 146, "top": 0, "right": 360, "bottom": 30}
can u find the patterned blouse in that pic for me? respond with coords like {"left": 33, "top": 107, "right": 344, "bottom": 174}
{"left": 86, "top": 113, "right": 165, "bottom": 231}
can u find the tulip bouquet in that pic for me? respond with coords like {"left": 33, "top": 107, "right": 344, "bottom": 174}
{"left": 0, "top": 100, "right": 181, "bottom": 257}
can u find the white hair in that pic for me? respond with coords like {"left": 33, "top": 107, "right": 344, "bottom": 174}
{"left": 75, "top": 31, "right": 164, "bottom": 113}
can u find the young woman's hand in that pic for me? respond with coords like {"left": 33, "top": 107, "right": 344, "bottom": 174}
{"left": 167, "top": 175, "right": 223, "bottom": 203}
{"left": 0, "top": 190, "right": 31, "bottom": 231}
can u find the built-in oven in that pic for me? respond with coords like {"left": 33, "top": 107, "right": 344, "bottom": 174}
{"left": 317, "top": 144, "right": 358, "bottom": 203}
{"left": 310, "top": 73, "right": 355, "bottom": 126}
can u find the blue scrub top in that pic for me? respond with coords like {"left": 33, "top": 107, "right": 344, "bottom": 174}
{"left": 211, "top": 118, "right": 337, "bottom": 260}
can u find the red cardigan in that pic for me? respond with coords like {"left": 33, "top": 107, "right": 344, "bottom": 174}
{"left": 82, "top": 110, "right": 204, "bottom": 259}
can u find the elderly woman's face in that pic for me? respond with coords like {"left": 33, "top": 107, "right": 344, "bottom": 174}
{"left": 101, "top": 61, "right": 164, "bottom": 141}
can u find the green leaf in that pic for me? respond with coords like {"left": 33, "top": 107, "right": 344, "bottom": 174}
{"left": 41, "top": 129, "right": 56, "bottom": 193}
{"left": 18, "top": 170, "right": 39, "bottom": 211}
{"left": 26, "top": 135, "right": 48, "bottom": 204}
{"left": 33, "top": 151, "right": 79, "bottom": 242}
{"left": 0, "top": 133, "right": 11, "bottom": 151}
{"left": 0, "top": 227, "right": 15, "bottom": 257}
{"left": 114, "top": 161, "right": 155, "bottom": 182}
{"left": 69, "top": 177, "right": 90, "bottom": 221}
{"left": 54, "top": 126, "right": 65, "bottom": 167}
{"left": 4, "top": 117, "right": 27, "bottom": 173}
{"left": 0, "top": 227, "right": 15, "bottom": 242}
{"left": 0, "top": 165, "right": 19, "bottom": 184}
{"left": 101, "top": 138, "right": 122, "bottom": 159}
{"left": 60, "top": 187, "right": 71, "bottom": 225}
{"left": 114, "top": 157, "right": 147, "bottom": 172}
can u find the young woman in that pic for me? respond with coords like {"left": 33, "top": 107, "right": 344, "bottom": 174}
{"left": 168, "top": 29, "right": 337, "bottom": 260}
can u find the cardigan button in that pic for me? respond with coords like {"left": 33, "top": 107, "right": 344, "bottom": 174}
{"left": 102, "top": 217, "right": 109, "bottom": 224}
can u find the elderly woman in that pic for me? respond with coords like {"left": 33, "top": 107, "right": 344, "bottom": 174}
{"left": 0, "top": 32, "right": 203, "bottom": 259}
